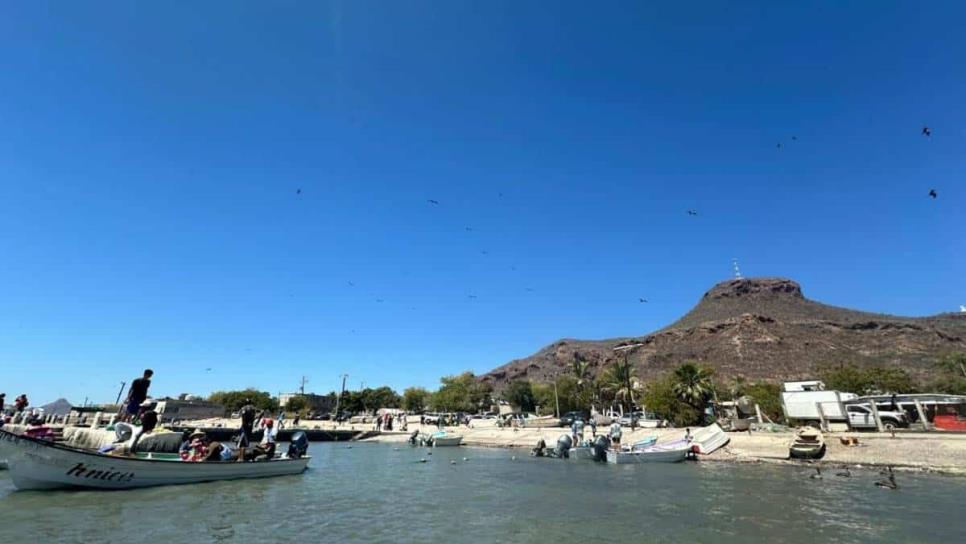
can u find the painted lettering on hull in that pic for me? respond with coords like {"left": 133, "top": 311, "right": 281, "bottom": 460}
{"left": 65, "top": 462, "right": 135, "bottom": 483}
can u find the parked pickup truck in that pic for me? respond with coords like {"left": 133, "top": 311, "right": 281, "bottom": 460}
{"left": 846, "top": 404, "right": 909, "bottom": 430}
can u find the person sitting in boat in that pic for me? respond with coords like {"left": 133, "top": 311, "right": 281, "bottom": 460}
{"left": 24, "top": 416, "right": 55, "bottom": 441}
{"left": 609, "top": 420, "right": 622, "bottom": 449}
{"left": 245, "top": 418, "right": 277, "bottom": 461}
{"left": 180, "top": 429, "right": 209, "bottom": 462}
{"left": 205, "top": 441, "right": 240, "bottom": 462}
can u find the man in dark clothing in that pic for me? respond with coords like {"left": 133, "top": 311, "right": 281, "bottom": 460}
{"left": 237, "top": 399, "right": 260, "bottom": 460}
{"left": 124, "top": 369, "right": 153, "bottom": 422}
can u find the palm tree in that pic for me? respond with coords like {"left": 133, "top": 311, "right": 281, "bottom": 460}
{"left": 672, "top": 362, "right": 714, "bottom": 411}
{"left": 602, "top": 358, "right": 638, "bottom": 412}
{"left": 571, "top": 355, "right": 591, "bottom": 389}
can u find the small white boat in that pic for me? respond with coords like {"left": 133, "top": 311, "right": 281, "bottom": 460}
{"left": 606, "top": 439, "right": 693, "bottom": 464}
{"left": 789, "top": 427, "right": 826, "bottom": 460}
{"left": 0, "top": 429, "right": 309, "bottom": 490}
{"left": 516, "top": 415, "right": 560, "bottom": 428}
{"left": 429, "top": 431, "right": 463, "bottom": 447}
{"left": 691, "top": 423, "right": 730, "bottom": 455}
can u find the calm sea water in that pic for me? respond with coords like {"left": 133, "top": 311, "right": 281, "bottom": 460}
{"left": 1, "top": 442, "right": 964, "bottom": 543}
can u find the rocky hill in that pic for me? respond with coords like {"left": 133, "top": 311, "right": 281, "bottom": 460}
{"left": 480, "top": 278, "right": 966, "bottom": 389}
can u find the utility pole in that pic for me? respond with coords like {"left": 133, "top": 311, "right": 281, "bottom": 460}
{"left": 334, "top": 373, "right": 348, "bottom": 418}
{"left": 553, "top": 374, "right": 560, "bottom": 418}
{"left": 115, "top": 382, "right": 127, "bottom": 405}
{"left": 299, "top": 375, "right": 309, "bottom": 396}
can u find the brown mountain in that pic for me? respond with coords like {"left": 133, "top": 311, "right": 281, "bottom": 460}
{"left": 480, "top": 278, "right": 966, "bottom": 389}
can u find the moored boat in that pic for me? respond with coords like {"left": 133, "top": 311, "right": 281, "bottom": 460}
{"left": 789, "top": 427, "right": 826, "bottom": 460}
{"left": 0, "top": 429, "right": 310, "bottom": 490}
{"left": 691, "top": 423, "right": 730, "bottom": 455}
{"left": 606, "top": 439, "right": 693, "bottom": 464}
{"left": 429, "top": 431, "right": 463, "bottom": 447}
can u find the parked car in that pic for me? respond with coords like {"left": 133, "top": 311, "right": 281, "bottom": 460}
{"left": 846, "top": 404, "right": 908, "bottom": 430}
{"left": 559, "top": 411, "right": 591, "bottom": 427}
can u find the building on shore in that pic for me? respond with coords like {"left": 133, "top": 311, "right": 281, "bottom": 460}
{"left": 278, "top": 393, "right": 337, "bottom": 415}
{"left": 155, "top": 397, "right": 225, "bottom": 423}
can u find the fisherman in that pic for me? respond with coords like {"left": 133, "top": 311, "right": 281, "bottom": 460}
{"left": 14, "top": 394, "right": 29, "bottom": 414}
{"left": 609, "top": 420, "right": 622, "bottom": 450}
{"left": 123, "top": 369, "right": 153, "bottom": 422}
{"left": 574, "top": 418, "right": 586, "bottom": 445}
{"left": 237, "top": 398, "right": 259, "bottom": 459}
{"left": 181, "top": 429, "right": 209, "bottom": 461}
{"left": 247, "top": 418, "right": 277, "bottom": 460}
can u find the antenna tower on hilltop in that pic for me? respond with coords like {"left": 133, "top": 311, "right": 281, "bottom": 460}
{"left": 732, "top": 258, "right": 742, "bottom": 280}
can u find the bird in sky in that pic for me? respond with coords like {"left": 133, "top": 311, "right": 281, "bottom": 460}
{"left": 376, "top": 299, "right": 384, "bottom": 303}
{"left": 639, "top": 297, "right": 648, "bottom": 303}
{"left": 481, "top": 250, "right": 489, "bottom": 255}
{"left": 348, "top": 281, "right": 355, "bottom": 287}
{"left": 498, "top": 192, "right": 504, "bottom": 198}
{"left": 929, "top": 189, "right": 938, "bottom": 199}
{"left": 791, "top": 136, "right": 798, "bottom": 141}
{"left": 468, "top": 295, "right": 478, "bottom": 299}
{"left": 687, "top": 210, "right": 698, "bottom": 216}
{"left": 776, "top": 143, "right": 782, "bottom": 149}
{"left": 922, "top": 126, "right": 931, "bottom": 137}
{"left": 205, "top": 368, "right": 212, "bottom": 372}
{"left": 427, "top": 199, "right": 440, "bottom": 205}
{"left": 525, "top": 287, "right": 534, "bottom": 292}
{"left": 465, "top": 227, "right": 473, "bottom": 232}
{"left": 296, "top": 188, "right": 302, "bottom": 195}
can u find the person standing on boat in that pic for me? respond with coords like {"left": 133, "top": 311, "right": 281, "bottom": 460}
{"left": 238, "top": 398, "right": 259, "bottom": 458}
{"left": 123, "top": 369, "right": 153, "bottom": 422}
{"left": 574, "top": 418, "right": 586, "bottom": 445}
{"left": 609, "top": 420, "right": 622, "bottom": 449}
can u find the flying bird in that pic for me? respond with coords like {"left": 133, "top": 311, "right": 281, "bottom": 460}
{"left": 687, "top": 210, "right": 698, "bottom": 216}
{"left": 468, "top": 295, "right": 478, "bottom": 299}
{"left": 929, "top": 189, "right": 937, "bottom": 199}
{"left": 348, "top": 281, "right": 355, "bottom": 287}
{"left": 922, "top": 126, "right": 931, "bottom": 137}
{"left": 205, "top": 368, "right": 212, "bottom": 372}
{"left": 525, "top": 287, "right": 534, "bottom": 292}
{"left": 791, "top": 136, "right": 798, "bottom": 141}
{"left": 481, "top": 250, "right": 489, "bottom": 255}
{"left": 296, "top": 188, "right": 302, "bottom": 195}
{"left": 639, "top": 298, "right": 648, "bottom": 303}
{"left": 376, "top": 299, "right": 384, "bottom": 303}
{"left": 776, "top": 143, "right": 782, "bottom": 149}
{"left": 465, "top": 227, "right": 473, "bottom": 232}
{"left": 427, "top": 199, "right": 440, "bottom": 205}
{"left": 499, "top": 192, "right": 504, "bottom": 197}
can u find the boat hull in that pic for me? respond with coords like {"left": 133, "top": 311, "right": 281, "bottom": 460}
{"left": 432, "top": 436, "right": 463, "bottom": 447}
{"left": 789, "top": 444, "right": 826, "bottom": 460}
{"left": 0, "top": 430, "right": 309, "bottom": 490}
{"left": 606, "top": 446, "right": 690, "bottom": 464}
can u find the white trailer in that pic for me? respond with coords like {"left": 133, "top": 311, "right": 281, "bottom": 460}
{"left": 781, "top": 389, "right": 857, "bottom": 423}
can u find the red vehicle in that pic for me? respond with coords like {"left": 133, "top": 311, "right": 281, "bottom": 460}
{"left": 933, "top": 403, "right": 966, "bottom": 431}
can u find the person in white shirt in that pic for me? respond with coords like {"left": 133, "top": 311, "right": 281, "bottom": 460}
{"left": 245, "top": 418, "right": 277, "bottom": 460}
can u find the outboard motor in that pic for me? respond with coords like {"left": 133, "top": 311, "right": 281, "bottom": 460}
{"left": 114, "top": 422, "right": 134, "bottom": 443}
{"left": 554, "top": 434, "right": 572, "bottom": 459}
{"left": 592, "top": 435, "right": 610, "bottom": 462}
{"left": 287, "top": 431, "right": 309, "bottom": 459}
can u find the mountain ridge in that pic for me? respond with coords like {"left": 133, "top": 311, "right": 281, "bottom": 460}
{"left": 479, "top": 277, "right": 966, "bottom": 390}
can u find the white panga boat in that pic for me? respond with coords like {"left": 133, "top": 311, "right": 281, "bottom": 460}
{"left": 789, "top": 427, "right": 826, "bottom": 460}
{"left": 606, "top": 439, "right": 693, "bottom": 464}
{"left": 691, "top": 423, "right": 729, "bottom": 455}
{"left": 429, "top": 431, "right": 463, "bottom": 447}
{"left": 0, "top": 429, "right": 310, "bottom": 490}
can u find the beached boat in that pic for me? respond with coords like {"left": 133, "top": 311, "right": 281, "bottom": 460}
{"left": 789, "top": 427, "right": 826, "bottom": 460}
{"left": 629, "top": 436, "right": 658, "bottom": 451}
{"left": 691, "top": 423, "right": 730, "bottom": 455}
{"left": 429, "top": 431, "right": 463, "bottom": 447}
{"left": 0, "top": 429, "right": 310, "bottom": 490}
{"left": 606, "top": 439, "right": 692, "bottom": 464}
{"left": 516, "top": 415, "right": 560, "bottom": 428}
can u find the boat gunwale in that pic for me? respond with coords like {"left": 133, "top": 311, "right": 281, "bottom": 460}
{"left": 0, "top": 428, "right": 310, "bottom": 467}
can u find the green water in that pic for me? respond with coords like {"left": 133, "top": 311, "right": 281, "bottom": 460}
{"left": 1, "top": 442, "right": 963, "bottom": 543}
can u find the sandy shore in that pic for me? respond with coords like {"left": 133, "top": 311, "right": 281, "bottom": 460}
{"left": 174, "top": 417, "right": 966, "bottom": 476}
{"left": 363, "top": 424, "right": 966, "bottom": 476}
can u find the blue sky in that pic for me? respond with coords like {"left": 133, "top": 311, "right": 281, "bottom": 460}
{"left": 1, "top": 2, "right": 963, "bottom": 405}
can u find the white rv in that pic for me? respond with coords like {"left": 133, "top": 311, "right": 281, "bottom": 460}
{"left": 780, "top": 381, "right": 857, "bottom": 424}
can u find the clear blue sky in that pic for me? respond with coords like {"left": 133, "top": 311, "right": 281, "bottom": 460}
{"left": 1, "top": 2, "right": 963, "bottom": 405}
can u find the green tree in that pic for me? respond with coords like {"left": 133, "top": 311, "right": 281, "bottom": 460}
{"left": 402, "top": 387, "right": 430, "bottom": 413}
{"left": 285, "top": 395, "right": 309, "bottom": 413}
{"left": 503, "top": 379, "right": 536, "bottom": 413}
{"left": 208, "top": 389, "right": 277, "bottom": 414}
{"left": 744, "top": 382, "right": 784, "bottom": 423}
{"left": 601, "top": 358, "right": 638, "bottom": 411}
{"left": 363, "top": 386, "right": 401, "bottom": 411}
{"left": 431, "top": 372, "right": 489, "bottom": 413}
{"left": 930, "top": 353, "right": 966, "bottom": 394}
{"left": 671, "top": 362, "right": 715, "bottom": 412}
{"left": 819, "top": 363, "right": 920, "bottom": 395}
{"left": 642, "top": 374, "right": 702, "bottom": 427}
